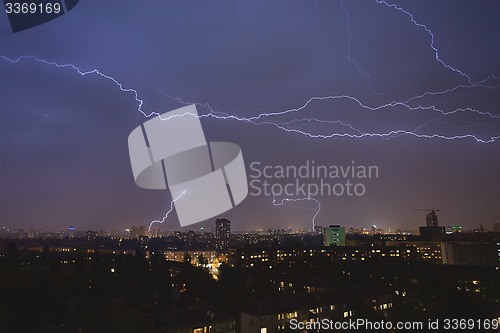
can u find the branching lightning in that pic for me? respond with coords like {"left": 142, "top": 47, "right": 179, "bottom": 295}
{"left": 0, "top": 55, "right": 148, "bottom": 117}
{"left": 273, "top": 196, "right": 321, "bottom": 230}
{"left": 1, "top": 0, "right": 498, "bottom": 140}
{"left": 147, "top": 190, "right": 186, "bottom": 231}
{"left": 154, "top": 90, "right": 500, "bottom": 143}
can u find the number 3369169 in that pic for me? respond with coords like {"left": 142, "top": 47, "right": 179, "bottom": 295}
{"left": 5, "top": 2, "right": 61, "bottom": 14}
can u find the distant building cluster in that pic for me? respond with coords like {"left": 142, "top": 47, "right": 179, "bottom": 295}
{"left": 1, "top": 211, "right": 499, "bottom": 269}
{"left": 1, "top": 210, "right": 499, "bottom": 274}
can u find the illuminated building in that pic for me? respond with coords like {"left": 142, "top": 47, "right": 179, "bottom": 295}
{"left": 215, "top": 218, "right": 231, "bottom": 250}
{"left": 497, "top": 241, "right": 500, "bottom": 265}
{"left": 163, "top": 250, "right": 222, "bottom": 266}
{"left": 386, "top": 241, "right": 443, "bottom": 263}
{"left": 333, "top": 245, "right": 417, "bottom": 261}
{"left": 314, "top": 225, "right": 323, "bottom": 235}
{"left": 324, "top": 225, "right": 345, "bottom": 246}
{"left": 445, "top": 225, "right": 463, "bottom": 234}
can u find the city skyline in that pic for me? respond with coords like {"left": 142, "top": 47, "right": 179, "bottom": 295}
{"left": 1, "top": 215, "right": 499, "bottom": 236}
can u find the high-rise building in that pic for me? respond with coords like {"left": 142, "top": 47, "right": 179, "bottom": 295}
{"left": 425, "top": 210, "right": 439, "bottom": 227}
{"left": 68, "top": 227, "right": 75, "bottom": 239}
{"left": 215, "top": 218, "right": 231, "bottom": 250}
{"left": 324, "top": 225, "right": 345, "bottom": 246}
{"left": 419, "top": 209, "right": 445, "bottom": 236}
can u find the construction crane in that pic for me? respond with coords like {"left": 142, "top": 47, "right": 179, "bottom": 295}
{"left": 412, "top": 208, "right": 440, "bottom": 212}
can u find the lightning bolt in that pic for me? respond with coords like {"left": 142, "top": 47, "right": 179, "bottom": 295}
{"left": 153, "top": 90, "right": 500, "bottom": 143}
{"left": 374, "top": 0, "right": 473, "bottom": 84}
{"left": 340, "top": 0, "right": 379, "bottom": 94}
{"left": 1, "top": 0, "right": 498, "bottom": 140}
{"left": 0, "top": 55, "right": 147, "bottom": 118}
{"left": 272, "top": 196, "right": 321, "bottom": 230}
{"left": 2, "top": 42, "right": 499, "bottom": 144}
{"left": 147, "top": 190, "right": 186, "bottom": 231}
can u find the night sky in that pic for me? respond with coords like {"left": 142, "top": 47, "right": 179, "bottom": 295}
{"left": 0, "top": 0, "right": 499, "bottom": 232}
